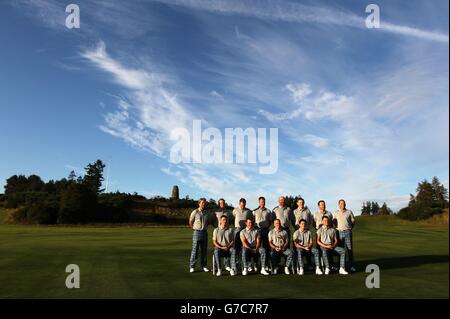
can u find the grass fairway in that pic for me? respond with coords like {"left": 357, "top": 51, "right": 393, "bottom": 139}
{"left": 0, "top": 209, "right": 448, "bottom": 299}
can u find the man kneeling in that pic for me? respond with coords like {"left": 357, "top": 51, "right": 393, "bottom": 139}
{"left": 316, "top": 216, "right": 348, "bottom": 275}
{"left": 240, "top": 218, "right": 270, "bottom": 276}
{"left": 293, "top": 219, "right": 322, "bottom": 275}
{"left": 213, "top": 215, "right": 237, "bottom": 276}
{"left": 269, "top": 219, "right": 294, "bottom": 275}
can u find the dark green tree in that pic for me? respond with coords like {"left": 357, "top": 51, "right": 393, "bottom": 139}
{"left": 82, "top": 160, "right": 105, "bottom": 195}
{"left": 68, "top": 170, "right": 77, "bottom": 182}
{"left": 371, "top": 202, "right": 380, "bottom": 215}
{"left": 58, "top": 183, "right": 97, "bottom": 224}
{"left": 379, "top": 202, "right": 392, "bottom": 215}
{"left": 361, "top": 201, "right": 371, "bottom": 215}
{"left": 431, "top": 176, "right": 449, "bottom": 208}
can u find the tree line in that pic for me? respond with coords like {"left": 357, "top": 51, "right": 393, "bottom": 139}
{"left": 3, "top": 160, "right": 144, "bottom": 224}
{"left": 360, "top": 201, "right": 393, "bottom": 216}
{"left": 1, "top": 160, "right": 227, "bottom": 224}
{"left": 397, "top": 177, "right": 448, "bottom": 221}
{"left": 2, "top": 161, "right": 448, "bottom": 224}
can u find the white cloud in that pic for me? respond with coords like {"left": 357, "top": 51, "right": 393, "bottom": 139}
{"left": 210, "top": 90, "right": 224, "bottom": 101}
{"left": 302, "top": 134, "right": 330, "bottom": 148}
{"left": 259, "top": 83, "right": 354, "bottom": 123}
{"left": 82, "top": 42, "right": 190, "bottom": 157}
{"left": 154, "top": 0, "right": 449, "bottom": 43}
{"left": 286, "top": 83, "right": 312, "bottom": 103}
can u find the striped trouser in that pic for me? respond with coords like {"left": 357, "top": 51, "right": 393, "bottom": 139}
{"left": 214, "top": 247, "right": 237, "bottom": 271}
{"left": 270, "top": 248, "right": 293, "bottom": 268}
{"left": 321, "top": 246, "right": 345, "bottom": 269}
{"left": 189, "top": 230, "right": 208, "bottom": 268}
{"left": 296, "top": 247, "right": 320, "bottom": 268}
{"left": 338, "top": 230, "right": 354, "bottom": 267}
{"left": 242, "top": 247, "right": 267, "bottom": 268}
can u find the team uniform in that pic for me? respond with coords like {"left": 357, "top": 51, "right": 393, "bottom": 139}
{"left": 268, "top": 228, "right": 293, "bottom": 272}
{"left": 293, "top": 228, "right": 320, "bottom": 270}
{"left": 313, "top": 210, "right": 333, "bottom": 229}
{"left": 293, "top": 206, "right": 313, "bottom": 229}
{"left": 213, "top": 225, "right": 237, "bottom": 274}
{"left": 252, "top": 207, "right": 272, "bottom": 249}
{"left": 333, "top": 209, "right": 356, "bottom": 269}
{"left": 316, "top": 225, "right": 346, "bottom": 270}
{"left": 189, "top": 208, "right": 210, "bottom": 270}
{"left": 272, "top": 206, "right": 295, "bottom": 244}
{"left": 212, "top": 208, "right": 233, "bottom": 228}
{"left": 232, "top": 207, "right": 252, "bottom": 251}
{"left": 240, "top": 227, "right": 267, "bottom": 271}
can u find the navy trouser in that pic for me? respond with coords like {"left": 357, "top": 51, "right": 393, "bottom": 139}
{"left": 242, "top": 247, "right": 267, "bottom": 269}
{"left": 259, "top": 227, "right": 270, "bottom": 249}
{"left": 270, "top": 248, "right": 293, "bottom": 268}
{"left": 282, "top": 227, "right": 291, "bottom": 246}
{"left": 214, "top": 247, "right": 237, "bottom": 271}
{"left": 189, "top": 230, "right": 208, "bottom": 268}
{"left": 338, "top": 230, "right": 354, "bottom": 268}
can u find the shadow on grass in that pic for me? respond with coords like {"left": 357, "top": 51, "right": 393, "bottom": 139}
{"left": 355, "top": 255, "right": 449, "bottom": 270}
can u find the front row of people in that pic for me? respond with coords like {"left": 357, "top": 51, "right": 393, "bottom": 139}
{"left": 210, "top": 215, "right": 347, "bottom": 276}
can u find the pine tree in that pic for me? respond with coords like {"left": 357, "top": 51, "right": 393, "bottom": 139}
{"left": 379, "top": 202, "right": 392, "bottom": 215}
{"left": 82, "top": 160, "right": 105, "bottom": 195}
{"left": 431, "top": 176, "right": 449, "bottom": 208}
{"left": 371, "top": 201, "right": 380, "bottom": 215}
{"left": 68, "top": 170, "right": 77, "bottom": 182}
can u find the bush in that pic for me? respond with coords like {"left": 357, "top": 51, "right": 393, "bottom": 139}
{"left": 398, "top": 203, "right": 444, "bottom": 221}
{"left": 96, "top": 193, "right": 133, "bottom": 222}
{"left": 58, "top": 184, "right": 97, "bottom": 224}
{"left": 5, "top": 191, "right": 49, "bottom": 208}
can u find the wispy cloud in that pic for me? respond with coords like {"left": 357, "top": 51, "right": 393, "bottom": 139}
{"left": 259, "top": 83, "right": 354, "bottom": 123}
{"left": 81, "top": 41, "right": 190, "bottom": 156}
{"left": 154, "top": 0, "right": 449, "bottom": 43}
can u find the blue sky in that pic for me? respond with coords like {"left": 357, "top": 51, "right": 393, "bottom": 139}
{"left": 0, "top": 0, "right": 448, "bottom": 213}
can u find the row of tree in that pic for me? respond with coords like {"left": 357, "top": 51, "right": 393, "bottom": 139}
{"left": 397, "top": 177, "right": 448, "bottom": 221}
{"left": 3, "top": 160, "right": 230, "bottom": 224}
{"left": 361, "top": 201, "right": 393, "bottom": 216}
{"left": 5, "top": 160, "right": 137, "bottom": 224}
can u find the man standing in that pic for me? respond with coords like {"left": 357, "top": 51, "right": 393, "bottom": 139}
{"left": 269, "top": 219, "right": 294, "bottom": 275}
{"left": 212, "top": 198, "right": 233, "bottom": 228}
{"left": 313, "top": 200, "right": 333, "bottom": 229}
{"left": 293, "top": 198, "right": 313, "bottom": 230}
{"left": 211, "top": 198, "right": 233, "bottom": 271}
{"left": 293, "top": 219, "right": 322, "bottom": 275}
{"left": 333, "top": 199, "right": 356, "bottom": 272}
{"left": 240, "top": 218, "right": 270, "bottom": 276}
{"left": 252, "top": 197, "right": 272, "bottom": 251}
{"left": 272, "top": 196, "right": 295, "bottom": 245}
{"left": 213, "top": 215, "right": 237, "bottom": 276}
{"left": 189, "top": 198, "right": 210, "bottom": 273}
{"left": 232, "top": 198, "right": 252, "bottom": 252}
{"left": 316, "top": 216, "right": 348, "bottom": 275}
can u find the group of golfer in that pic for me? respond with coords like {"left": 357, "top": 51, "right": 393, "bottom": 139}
{"left": 189, "top": 196, "right": 356, "bottom": 276}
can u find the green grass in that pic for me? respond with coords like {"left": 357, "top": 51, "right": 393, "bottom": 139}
{"left": 0, "top": 209, "right": 448, "bottom": 299}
